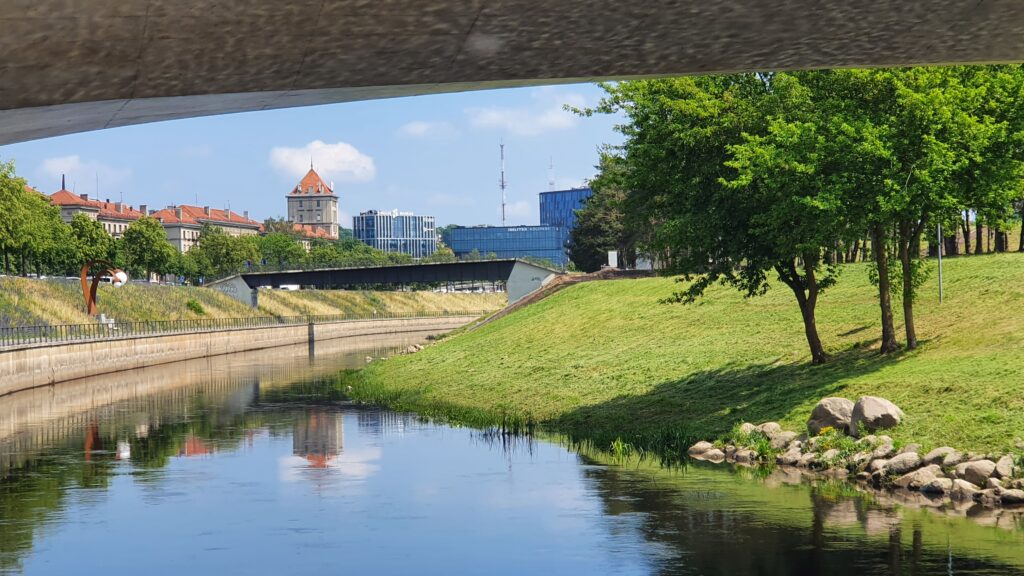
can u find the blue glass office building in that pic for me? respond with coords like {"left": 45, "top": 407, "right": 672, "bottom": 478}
{"left": 539, "top": 187, "right": 592, "bottom": 229}
{"left": 353, "top": 209, "right": 437, "bottom": 258}
{"left": 450, "top": 225, "right": 568, "bottom": 266}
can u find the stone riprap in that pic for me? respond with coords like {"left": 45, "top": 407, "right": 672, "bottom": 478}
{"left": 686, "top": 395, "right": 1024, "bottom": 511}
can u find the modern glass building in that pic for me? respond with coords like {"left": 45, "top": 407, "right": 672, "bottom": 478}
{"left": 353, "top": 209, "right": 437, "bottom": 258}
{"left": 449, "top": 225, "right": 568, "bottom": 266}
{"left": 539, "top": 187, "right": 592, "bottom": 229}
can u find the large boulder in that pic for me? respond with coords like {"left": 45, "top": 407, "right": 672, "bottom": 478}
{"left": 884, "top": 452, "right": 922, "bottom": 476}
{"left": 703, "top": 448, "right": 726, "bottom": 462}
{"left": 850, "top": 396, "right": 904, "bottom": 436}
{"left": 688, "top": 441, "right": 714, "bottom": 457}
{"left": 963, "top": 460, "right": 998, "bottom": 487}
{"left": 893, "top": 464, "right": 941, "bottom": 490}
{"left": 756, "top": 422, "right": 783, "bottom": 437}
{"left": 807, "top": 397, "right": 855, "bottom": 436}
{"left": 922, "top": 446, "right": 960, "bottom": 466}
{"left": 738, "top": 422, "right": 757, "bottom": 436}
{"left": 770, "top": 431, "right": 798, "bottom": 450}
{"left": 920, "top": 477, "right": 953, "bottom": 495}
{"left": 1001, "top": 489, "right": 1024, "bottom": 505}
{"left": 996, "top": 455, "right": 1016, "bottom": 479}
{"left": 777, "top": 448, "right": 802, "bottom": 466}
{"left": 951, "top": 479, "right": 981, "bottom": 500}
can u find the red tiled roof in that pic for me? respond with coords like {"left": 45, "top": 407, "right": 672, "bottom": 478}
{"left": 50, "top": 189, "right": 145, "bottom": 221}
{"left": 292, "top": 223, "right": 336, "bottom": 240}
{"left": 149, "top": 204, "right": 261, "bottom": 228}
{"left": 288, "top": 168, "right": 335, "bottom": 196}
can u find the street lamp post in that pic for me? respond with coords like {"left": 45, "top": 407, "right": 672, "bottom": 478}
{"left": 937, "top": 223, "right": 944, "bottom": 304}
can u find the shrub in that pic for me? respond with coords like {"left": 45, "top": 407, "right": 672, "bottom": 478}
{"left": 186, "top": 298, "right": 205, "bottom": 315}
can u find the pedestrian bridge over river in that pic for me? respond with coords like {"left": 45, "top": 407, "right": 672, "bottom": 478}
{"left": 209, "top": 259, "right": 559, "bottom": 306}
{"left": 3, "top": 0, "right": 1024, "bottom": 144}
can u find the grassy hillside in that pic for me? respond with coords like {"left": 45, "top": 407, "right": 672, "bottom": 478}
{"left": 342, "top": 253, "right": 1024, "bottom": 454}
{"left": 0, "top": 277, "right": 505, "bottom": 326}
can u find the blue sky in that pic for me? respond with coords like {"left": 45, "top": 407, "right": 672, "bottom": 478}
{"left": 0, "top": 83, "right": 622, "bottom": 227}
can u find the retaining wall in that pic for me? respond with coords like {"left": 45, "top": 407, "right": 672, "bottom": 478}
{"left": 0, "top": 316, "right": 473, "bottom": 396}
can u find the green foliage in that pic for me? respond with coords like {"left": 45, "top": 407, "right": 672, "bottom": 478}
{"left": 569, "top": 152, "right": 637, "bottom": 272}
{"left": 256, "top": 232, "right": 306, "bottom": 268}
{"left": 120, "top": 217, "right": 176, "bottom": 278}
{"left": 185, "top": 298, "right": 205, "bottom": 315}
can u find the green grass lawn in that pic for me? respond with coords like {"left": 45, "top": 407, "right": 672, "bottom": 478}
{"left": 342, "top": 253, "right": 1024, "bottom": 455}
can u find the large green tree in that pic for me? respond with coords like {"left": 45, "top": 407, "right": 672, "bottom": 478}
{"left": 120, "top": 217, "right": 176, "bottom": 279}
{"left": 256, "top": 232, "right": 305, "bottom": 269}
{"left": 568, "top": 152, "right": 638, "bottom": 272}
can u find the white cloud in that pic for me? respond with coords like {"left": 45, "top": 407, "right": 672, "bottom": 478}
{"left": 40, "top": 155, "right": 131, "bottom": 191}
{"left": 269, "top": 140, "right": 376, "bottom": 182}
{"left": 398, "top": 121, "right": 457, "bottom": 139}
{"left": 465, "top": 88, "right": 588, "bottom": 137}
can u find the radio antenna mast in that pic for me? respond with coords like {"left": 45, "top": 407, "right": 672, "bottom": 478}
{"left": 548, "top": 156, "right": 555, "bottom": 191}
{"left": 499, "top": 142, "right": 508, "bottom": 226}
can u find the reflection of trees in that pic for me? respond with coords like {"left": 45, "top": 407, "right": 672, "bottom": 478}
{"left": 0, "top": 379, "right": 289, "bottom": 572}
{"left": 578, "top": 460, "right": 1010, "bottom": 576}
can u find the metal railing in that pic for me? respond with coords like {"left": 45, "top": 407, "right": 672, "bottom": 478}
{"left": 0, "top": 310, "right": 489, "bottom": 349}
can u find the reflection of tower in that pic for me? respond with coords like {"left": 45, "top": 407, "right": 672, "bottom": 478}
{"left": 293, "top": 411, "right": 344, "bottom": 468}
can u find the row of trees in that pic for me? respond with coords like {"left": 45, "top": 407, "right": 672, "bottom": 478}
{"left": 0, "top": 162, "right": 454, "bottom": 284}
{"left": 573, "top": 65, "right": 1024, "bottom": 364}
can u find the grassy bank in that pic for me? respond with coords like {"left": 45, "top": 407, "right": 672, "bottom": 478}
{"left": 341, "top": 253, "right": 1024, "bottom": 455}
{"left": 0, "top": 276, "right": 505, "bottom": 326}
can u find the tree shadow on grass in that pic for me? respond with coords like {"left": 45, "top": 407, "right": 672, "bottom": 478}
{"left": 553, "top": 346, "right": 901, "bottom": 460}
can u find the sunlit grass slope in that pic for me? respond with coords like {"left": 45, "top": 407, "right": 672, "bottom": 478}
{"left": 0, "top": 277, "right": 505, "bottom": 326}
{"left": 343, "top": 253, "right": 1024, "bottom": 454}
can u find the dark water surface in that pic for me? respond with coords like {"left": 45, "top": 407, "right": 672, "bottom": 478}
{"left": 2, "top": 338, "right": 1023, "bottom": 575}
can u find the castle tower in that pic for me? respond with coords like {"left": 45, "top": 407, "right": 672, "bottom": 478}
{"left": 286, "top": 167, "right": 339, "bottom": 238}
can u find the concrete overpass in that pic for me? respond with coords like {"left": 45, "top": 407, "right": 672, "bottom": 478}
{"left": 208, "top": 259, "right": 560, "bottom": 305}
{"left": 3, "top": 1, "right": 1024, "bottom": 144}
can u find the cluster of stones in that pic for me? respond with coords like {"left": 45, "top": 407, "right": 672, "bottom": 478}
{"left": 688, "top": 396, "right": 1024, "bottom": 508}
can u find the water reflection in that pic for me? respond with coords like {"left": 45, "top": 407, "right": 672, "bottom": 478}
{"left": 1, "top": 341, "right": 1024, "bottom": 575}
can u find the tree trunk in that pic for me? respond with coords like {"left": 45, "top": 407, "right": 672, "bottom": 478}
{"left": 898, "top": 224, "right": 918, "bottom": 350}
{"left": 996, "top": 230, "right": 1007, "bottom": 252}
{"left": 776, "top": 261, "right": 827, "bottom": 365}
{"left": 1019, "top": 219, "right": 1024, "bottom": 252}
{"left": 871, "top": 225, "right": 900, "bottom": 353}
{"left": 962, "top": 212, "right": 971, "bottom": 255}
{"left": 975, "top": 222, "right": 984, "bottom": 255}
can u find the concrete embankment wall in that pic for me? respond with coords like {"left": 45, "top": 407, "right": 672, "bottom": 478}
{"left": 0, "top": 316, "right": 473, "bottom": 396}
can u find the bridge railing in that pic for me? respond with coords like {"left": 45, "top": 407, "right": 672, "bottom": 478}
{"left": 0, "top": 310, "right": 489, "bottom": 349}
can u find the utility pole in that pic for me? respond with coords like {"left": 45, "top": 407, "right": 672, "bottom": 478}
{"left": 499, "top": 142, "right": 507, "bottom": 226}
{"left": 937, "top": 222, "right": 944, "bottom": 303}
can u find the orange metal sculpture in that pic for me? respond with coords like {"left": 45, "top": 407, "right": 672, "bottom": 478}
{"left": 80, "top": 259, "right": 128, "bottom": 316}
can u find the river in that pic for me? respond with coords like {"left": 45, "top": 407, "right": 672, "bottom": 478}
{"left": 1, "top": 337, "right": 1023, "bottom": 575}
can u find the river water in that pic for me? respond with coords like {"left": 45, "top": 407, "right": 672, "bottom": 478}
{"left": 2, "top": 337, "right": 1023, "bottom": 575}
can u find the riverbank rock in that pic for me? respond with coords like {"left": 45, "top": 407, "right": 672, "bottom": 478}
{"left": 922, "top": 447, "right": 959, "bottom": 466}
{"left": 756, "top": 422, "right": 783, "bottom": 437}
{"left": 807, "top": 397, "right": 854, "bottom": 436}
{"left": 703, "top": 448, "right": 726, "bottom": 462}
{"left": 777, "top": 448, "right": 802, "bottom": 466}
{"left": 770, "top": 431, "right": 798, "bottom": 450}
{"left": 884, "top": 452, "right": 922, "bottom": 476}
{"left": 738, "top": 422, "right": 757, "bottom": 435}
{"left": 951, "top": 479, "right": 981, "bottom": 500}
{"left": 688, "top": 441, "right": 714, "bottom": 457}
{"left": 850, "top": 396, "right": 904, "bottom": 436}
{"left": 920, "top": 477, "right": 953, "bottom": 495}
{"left": 963, "top": 460, "right": 998, "bottom": 487}
{"left": 1000, "top": 489, "right": 1024, "bottom": 505}
{"left": 734, "top": 449, "right": 757, "bottom": 463}
{"left": 996, "top": 455, "right": 1016, "bottom": 478}
{"left": 893, "top": 464, "right": 941, "bottom": 490}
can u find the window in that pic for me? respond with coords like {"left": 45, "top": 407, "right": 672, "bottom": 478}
{"left": 299, "top": 200, "right": 303, "bottom": 208}
{"left": 316, "top": 200, "right": 321, "bottom": 208}
{"left": 299, "top": 215, "right": 303, "bottom": 222}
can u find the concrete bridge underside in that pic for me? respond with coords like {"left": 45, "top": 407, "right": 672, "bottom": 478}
{"left": 4, "top": 1, "right": 1024, "bottom": 145}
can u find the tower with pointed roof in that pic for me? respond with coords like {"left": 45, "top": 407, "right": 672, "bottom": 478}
{"left": 286, "top": 167, "right": 339, "bottom": 239}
